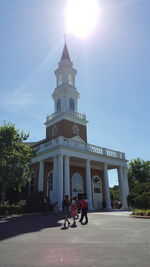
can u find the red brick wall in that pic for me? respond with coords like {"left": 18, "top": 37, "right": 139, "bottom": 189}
{"left": 46, "top": 119, "right": 87, "bottom": 142}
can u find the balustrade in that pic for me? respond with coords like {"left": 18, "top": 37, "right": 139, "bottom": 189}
{"left": 34, "top": 136, "right": 125, "bottom": 160}
{"left": 46, "top": 111, "right": 86, "bottom": 123}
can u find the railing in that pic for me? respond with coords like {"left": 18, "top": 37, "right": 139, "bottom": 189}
{"left": 34, "top": 136, "right": 125, "bottom": 160}
{"left": 46, "top": 111, "right": 86, "bottom": 123}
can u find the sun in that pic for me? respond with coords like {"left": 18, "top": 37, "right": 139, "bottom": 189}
{"left": 65, "top": 0, "right": 100, "bottom": 38}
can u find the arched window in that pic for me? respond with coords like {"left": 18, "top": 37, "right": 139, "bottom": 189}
{"left": 72, "top": 124, "right": 79, "bottom": 136}
{"left": 93, "top": 176, "right": 102, "bottom": 193}
{"left": 69, "top": 98, "right": 75, "bottom": 111}
{"left": 52, "top": 125, "right": 57, "bottom": 137}
{"left": 68, "top": 74, "right": 73, "bottom": 85}
{"left": 56, "top": 99, "right": 61, "bottom": 112}
{"left": 92, "top": 175, "right": 102, "bottom": 209}
{"left": 29, "top": 172, "right": 35, "bottom": 193}
{"left": 72, "top": 173, "right": 83, "bottom": 197}
{"left": 47, "top": 171, "right": 53, "bottom": 200}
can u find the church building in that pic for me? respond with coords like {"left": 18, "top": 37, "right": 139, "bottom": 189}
{"left": 29, "top": 42, "right": 129, "bottom": 211}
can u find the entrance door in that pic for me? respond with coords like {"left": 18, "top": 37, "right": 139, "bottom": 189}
{"left": 92, "top": 176, "right": 102, "bottom": 209}
{"left": 72, "top": 173, "right": 83, "bottom": 198}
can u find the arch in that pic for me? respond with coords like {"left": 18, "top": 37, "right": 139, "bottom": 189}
{"left": 68, "top": 73, "right": 73, "bottom": 85}
{"left": 52, "top": 125, "right": 57, "bottom": 137}
{"left": 72, "top": 173, "right": 83, "bottom": 197}
{"left": 58, "top": 73, "right": 62, "bottom": 86}
{"left": 47, "top": 171, "right": 53, "bottom": 200}
{"left": 56, "top": 99, "right": 61, "bottom": 112}
{"left": 92, "top": 175, "right": 102, "bottom": 209}
{"left": 72, "top": 124, "right": 79, "bottom": 136}
{"left": 69, "top": 98, "right": 75, "bottom": 111}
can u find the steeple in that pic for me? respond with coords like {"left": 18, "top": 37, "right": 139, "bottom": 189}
{"left": 61, "top": 35, "right": 70, "bottom": 61}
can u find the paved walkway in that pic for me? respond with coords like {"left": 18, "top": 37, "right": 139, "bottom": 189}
{"left": 0, "top": 211, "right": 150, "bottom": 267}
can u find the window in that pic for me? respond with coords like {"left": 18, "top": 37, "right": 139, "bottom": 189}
{"left": 69, "top": 98, "right": 75, "bottom": 111}
{"left": 56, "top": 99, "right": 61, "bottom": 112}
{"left": 72, "top": 124, "right": 79, "bottom": 136}
{"left": 72, "top": 173, "right": 83, "bottom": 197}
{"left": 52, "top": 125, "right": 57, "bottom": 137}
{"left": 58, "top": 73, "right": 62, "bottom": 86}
{"left": 93, "top": 176, "right": 102, "bottom": 194}
{"left": 68, "top": 74, "right": 73, "bottom": 85}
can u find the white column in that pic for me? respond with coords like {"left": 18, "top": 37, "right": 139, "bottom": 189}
{"left": 123, "top": 167, "right": 129, "bottom": 196}
{"left": 104, "top": 163, "right": 112, "bottom": 209}
{"left": 118, "top": 166, "right": 128, "bottom": 209}
{"left": 38, "top": 160, "right": 44, "bottom": 191}
{"left": 64, "top": 155, "right": 70, "bottom": 197}
{"left": 57, "top": 154, "right": 64, "bottom": 211}
{"left": 86, "top": 159, "right": 93, "bottom": 210}
{"left": 52, "top": 156, "right": 58, "bottom": 203}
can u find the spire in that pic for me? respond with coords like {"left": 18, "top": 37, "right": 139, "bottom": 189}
{"left": 61, "top": 35, "right": 70, "bottom": 61}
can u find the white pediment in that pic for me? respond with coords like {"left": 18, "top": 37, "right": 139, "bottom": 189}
{"left": 71, "top": 135, "right": 86, "bottom": 143}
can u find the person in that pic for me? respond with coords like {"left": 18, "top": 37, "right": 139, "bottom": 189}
{"left": 62, "top": 195, "right": 71, "bottom": 228}
{"left": 79, "top": 195, "right": 88, "bottom": 224}
{"left": 71, "top": 197, "right": 78, "bottom": 226}
{"left": 73, "top": 196, "right": 80, "bottom": 219}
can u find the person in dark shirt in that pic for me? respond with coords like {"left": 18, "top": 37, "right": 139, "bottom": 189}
{"left": 62, "top": 195, "right": 71, "bottom": 228}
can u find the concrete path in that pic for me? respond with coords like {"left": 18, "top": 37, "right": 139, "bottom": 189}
{"left": 0, "top": 211, "right": 150, "bottom": 267}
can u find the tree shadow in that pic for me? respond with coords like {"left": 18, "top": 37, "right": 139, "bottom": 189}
{"left": 0, "top": 212, "right": 64, "bottom": 241}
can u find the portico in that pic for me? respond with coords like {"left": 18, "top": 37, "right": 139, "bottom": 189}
{"left": 31, "top": 136, "right": 128, "bottom": 211}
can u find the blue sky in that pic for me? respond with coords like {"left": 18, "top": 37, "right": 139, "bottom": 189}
{"left": 0, "top": 0, "right": 150, "bottom": 186}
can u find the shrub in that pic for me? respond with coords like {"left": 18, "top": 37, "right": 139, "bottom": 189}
{"left": 132, "top": 209, "right": 150, "bottom": 216}
{"left": 25, "top": 191, "right": 54, "bottom": 213}
{"left": 0, "top": 200, "right": 26, "bottom": 215}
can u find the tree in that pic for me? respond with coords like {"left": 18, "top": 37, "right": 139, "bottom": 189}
{"left": 110, "top": 185, "right": 119, "bottom": 202}
{"left": 0, "top": 122, "right": 34, "bottom": 201}
{"left": 127, "top": 158, "right": 150, "bottom": 209}
{"left": 128, "top": 158, "right": 150, "bottom": 191}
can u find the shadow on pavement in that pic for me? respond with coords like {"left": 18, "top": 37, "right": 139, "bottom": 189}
{"left": 0, "top": 212, "right": 64, "bottom": 241}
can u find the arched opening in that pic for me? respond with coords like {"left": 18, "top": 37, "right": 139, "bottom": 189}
{"left": 92, "top": 175, "right": 102, "bottom": 209}
{"left": 72, "top": 124, "right": 79, "bottom": 136}
{"left": 52, "top": 125, "right": 57, "bottom": 137}
{"left": 56, "top": 99, "right": 61, "bottom": 112}
{"left": 58, "top": 73, "right": 62, "bottom": 86}
{"left": 72, "top": 173, "right": 83, "bottom": 197}
{"left": 69, "top": 98, "right": 75, "bottom": 111}
{"left": 68, "top": 73, "right": 73, "bottom": 85}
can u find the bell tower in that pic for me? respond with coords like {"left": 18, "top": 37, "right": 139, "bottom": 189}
{"left": 45, "top": 41, "right": 88, "bottom": 142}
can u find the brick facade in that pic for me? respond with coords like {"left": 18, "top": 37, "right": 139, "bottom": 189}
{"left": 46, "top": 119, "right": 87, "bottom": 142}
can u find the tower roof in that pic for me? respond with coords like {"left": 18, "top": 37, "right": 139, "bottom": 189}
{"left": 61, "top": 42, "right": 70, "bottom": 61}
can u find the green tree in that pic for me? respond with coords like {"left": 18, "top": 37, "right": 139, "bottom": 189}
{"left": 128, "top": 158, "right": 150, "bottom": 191}
{"left": 0, "top": 122, "right": 34, "bottom": 201}
{"left": 127, "top": 158, "right": 150, "bottom": 209}
{"left": 110, "top": 185, "right": 119, "bottom": 202}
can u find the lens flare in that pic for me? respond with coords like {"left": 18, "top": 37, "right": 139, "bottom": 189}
{"left": 66, "top": 0, "right": 100, "bottom": 38}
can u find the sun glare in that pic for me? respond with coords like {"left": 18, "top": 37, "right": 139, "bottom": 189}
{"left": 66, "top": 0, "right": 100, "bottom": 38}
